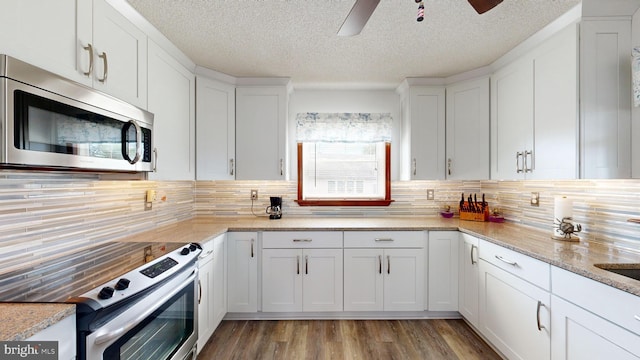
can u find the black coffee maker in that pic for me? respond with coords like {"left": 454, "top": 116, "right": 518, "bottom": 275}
{"left": 266, "top": 196, "right": 282, "bottom": 219}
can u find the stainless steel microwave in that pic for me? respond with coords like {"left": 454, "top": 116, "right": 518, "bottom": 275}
{"left": 0, "top": 55, "right": 155, "bottom": 172}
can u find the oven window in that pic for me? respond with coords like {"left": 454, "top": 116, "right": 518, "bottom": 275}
{"left": 104, "top": 281, "right": 195, "bottom": 360}
{"left": 13, "top": 90, "right": 151, "bottom": 162}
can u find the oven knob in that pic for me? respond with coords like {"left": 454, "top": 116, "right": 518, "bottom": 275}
{"left": 98, "top": 286, "right": 115, "bottom": 299}
{"left": 115, "top": 278, "right": 130, "bottom": 290}
{"left": 189, "top": 244, "right": 197, "bottom": 252}
{"left": 180, "top": 247, "right": 190, "bottom": 255}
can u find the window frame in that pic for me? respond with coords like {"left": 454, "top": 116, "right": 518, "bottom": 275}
{"left": 296, "top": 142, "right": 392, "bottom": 206}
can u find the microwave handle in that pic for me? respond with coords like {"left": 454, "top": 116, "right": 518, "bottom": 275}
{"left": 122, "top": 120, "right": 142, "bottom": 164}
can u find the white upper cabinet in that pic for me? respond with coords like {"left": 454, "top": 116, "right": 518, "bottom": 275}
{"left": 399, "top": 85, "right": 446, "bottom": 180}
{"left": 581, "top": 19, "right": 632, "bottom": 179}
{"left": 196, "top": 76, "right": 236, "bottom": 180}
{"left": 491, "top": 22, "right": 578, "bottom": 180}
{"left": 0, "top": 0, "right": 147, "bottom": 109}
{"left": 92, "top": 0, "right": 148, "bottom": 109}
{"left": 147, "top": 40, "right": 195, "bottom": 180}
{"left": 0, "top": 0, "right": 92, "bottom": 86}
{"left": 235, "top": 85, "right": 289, "bottom": 180}
{"left": 445, "top": 78, "right": 490, "bottom": 180}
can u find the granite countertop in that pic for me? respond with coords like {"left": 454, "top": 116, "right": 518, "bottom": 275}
{"left": 0, "top": 303, "right": 75, "bottom": 341}
{"left": 5, "top": 215, "right": 640, "bottom": 342}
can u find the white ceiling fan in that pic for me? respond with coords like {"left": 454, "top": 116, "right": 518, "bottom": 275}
{"left": 337, "top": 0, "right": 504, "bottom": 36}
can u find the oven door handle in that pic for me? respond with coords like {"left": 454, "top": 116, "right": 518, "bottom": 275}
{"left": 93, "top": 270, "right": 197, "bottom": 346}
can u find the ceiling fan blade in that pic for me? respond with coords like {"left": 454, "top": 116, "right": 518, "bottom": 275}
{"left": 337, "top": 0, "right": 381, "bottom": 36}
{"left": 468, "top": 0, "right": 503, "bottom": 14}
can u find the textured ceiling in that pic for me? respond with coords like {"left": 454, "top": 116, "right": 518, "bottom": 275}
{"left": 126, "top": 0, "right": 581, "bottom": 86}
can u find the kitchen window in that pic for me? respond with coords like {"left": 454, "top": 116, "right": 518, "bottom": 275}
{"left": 296, "top": 113, "right": 392, "bottom": 206}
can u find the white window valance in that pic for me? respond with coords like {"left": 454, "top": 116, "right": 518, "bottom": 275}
{"left": 296, "top": 112, "right": 392, "bottom": 143}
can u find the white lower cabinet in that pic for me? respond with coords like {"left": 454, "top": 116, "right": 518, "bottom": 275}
{"left": 211, "top": 234, "right": 227, "bottom": 331}
{"left": 458, "top": 233, "right": 479, "bottom": 327}
{"left": 227, "top": 232, "right": 258, "bottom": 313}
{"left": 261, "top": 232, "right": 343, "bottom": 312}
{"left": 197, "top": 238, "right": 215, "bottom": 352}
{"left": 343, "top": 231, "right": 425, "bottom": 312}
{"left": 479, "top": 241, "right": 551, "bottom": 360}
{"left": 428, "top": 231, "right": 459, "bottom": 311}
{"left": 27, "top": 314, "right": 76, "bottom": 360}
{"left": 551, "top": 266, "right": 640, "bottom": 359}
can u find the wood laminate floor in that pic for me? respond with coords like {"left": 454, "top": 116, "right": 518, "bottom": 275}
{"left": 198, "top": 319, "right": 502, "bottom": 360}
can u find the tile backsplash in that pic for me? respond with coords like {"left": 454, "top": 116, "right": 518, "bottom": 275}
{"left": 1, "top": 171, "right": 640, "bottom": 301}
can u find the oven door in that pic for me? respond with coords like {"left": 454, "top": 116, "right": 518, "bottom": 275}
{"left": 85, "top": 268, "right": 198, "bottom": 360}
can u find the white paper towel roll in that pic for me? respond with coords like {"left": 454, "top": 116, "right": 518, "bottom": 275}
{"left": 554, "top": 196, "right": 573, "bottom": 222}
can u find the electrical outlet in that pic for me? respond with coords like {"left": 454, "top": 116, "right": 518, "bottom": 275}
{"left": 426, "top": 189, "right": 435, "bottom": 200}
{"left": 530, "top": 192, "right": 540, "bottom": 207}
{"left": 251, "top": 189, "right": 258, "bottom": 200}
{"left": 144, "top": 245, "right": 154, "bottom": 263}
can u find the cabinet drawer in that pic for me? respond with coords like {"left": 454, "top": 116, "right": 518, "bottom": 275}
{"left": 552, "top": 266, "right": 640, "bottom": 336}
{"left": 344, "top": 231, "right": 425, "bottom": 248}
{"left": 262, "top": 231, "right": 343, "bottom": 248}
{"left": 480, "top": 240, "right": 550, "bottom": 290}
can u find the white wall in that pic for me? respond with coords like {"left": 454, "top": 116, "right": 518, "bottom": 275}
{"left": 288, "top": 89, "right": 402, "bottom": 180}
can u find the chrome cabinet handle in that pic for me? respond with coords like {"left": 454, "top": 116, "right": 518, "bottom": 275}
{"left": 305, "top": 255, "right": 308, "bottom": 275}
{"left": 250, "top": 238, "right": 254, "bottom": 258}
{"left": 374, "top": 238, "right": 394, "bottom": 242}
{"left": 470, "top": 244, "right": 477, "bottom": 265}
{"left": 280, "top": 158, "right": 284, "bottom": 176}
{"left": 296, "top": 255, "right": 300, "bottom": 275}
{"left": 387, "top": 255, "right": 390, "bottom": 274}
{"left": 516, "top": 151, "right": 524, "bottom": 173}
{"left": 378, "top": 255, "right": 382, "bottom": 274}
{"left": 412, "top": 158, "right": 417, "bottom": 176}
{"left": 152, "top": 148, "right": 158, "bottom": 172}
{"left": 198, "top": 279, "right": 202, "bottom": 304}
{"left": 634, "top": 315, "right": 640, "bottom": 322}
{"left": 83, "top": 43, "right": 94, "bottom": 76}
{"left": 230, "top": 158, "right": 234, "bottom": 176}
{"left": 536, "top": 301, "right": 546, "bottom": 331}
{"left": 198, "top": 249, "right": 213, "bottom": 259}
{"left": 524, "top": 150, "right": 533, "bottom": 173}
{"left": 447, "top": 158, "right": 452, "bottom": 176}
{"left": 495, "top": 255, "right": 518, "bottom": 266}
{"left": 98, "top": 51, "right": 108, "bottom": 82}
{"left": 293, "top": 239, "right": 312, "bottom": 242}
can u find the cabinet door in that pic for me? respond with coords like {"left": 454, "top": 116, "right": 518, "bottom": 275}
{"left": 445, "top": 78, "right": 490, "bottom": 180}
{"left": 458, "top": 233, "right": 480, "bottom": 328}
{"left": 147, "top": 40, "right": 195, "bottom": 180}
{"left": 479, "top": 260, "right": 550, "bottom": 360}
{"left": 227, "top": 232, "right": 258, "bottom": 313}
{"left": 531, "top": 23, "right": 578, "bottom": 179}
{"left": 212, "top": 234, "right": 227, "bottom": 329}
{"left": 428, "top": 231, "right": 459, "bottom": 311}
{"left": 196, "top": 76, "right": 236, "bottom": 180}
{"left": 0, "top": 0, "right": 92, "bottom": 86}
{"left": 262, "top": 249, "right": 302, "bottom": 312}
{"left": 407, "top": 87, "right": 445, "bottom": 180}
{"left": 491, "top": 59, "right": 533, "bottom": 180}
{"left": 384, "top": 248, "right": 425, "bottom": 311}
{"left": 92, "top": 0, "right": 147, "bottom": 108}
{"left": 303, "top": 248, "right": 343, "bottom": 312}
{"left": 197, "top": 250, "right": 214, "bottom": 353}
{"left": 581, "top": 19, "right": 632, "bottom": 179}
{"left": 551, "top": 295, "right": 640, "bottom": 360}
{"left": 344, "top": 249, "right": 383, "bottom": 311}
{"left": 235, "top": 86, "right": 287, "bottom": 180}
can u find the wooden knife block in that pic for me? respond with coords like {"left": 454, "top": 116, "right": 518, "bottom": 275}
{"left": 459, "top": 202, "right": 489, "bottom": 222}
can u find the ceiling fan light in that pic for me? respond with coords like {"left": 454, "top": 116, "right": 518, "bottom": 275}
{"left": 468, "top": 0, "right": 503, "bottom": 14}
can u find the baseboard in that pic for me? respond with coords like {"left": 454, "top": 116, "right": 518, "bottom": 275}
{"left": 223, "top": 310, "right": 461, "bottom": 321}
